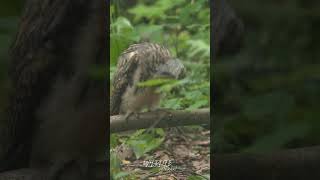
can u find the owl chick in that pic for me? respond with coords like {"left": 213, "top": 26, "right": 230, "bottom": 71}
{"left": 110, "top": 42, "right": 186, "bottom": 116}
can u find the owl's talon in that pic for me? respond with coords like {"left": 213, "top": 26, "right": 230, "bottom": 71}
{"left": 124, "top": 112, "right": 139, "bottom": 124}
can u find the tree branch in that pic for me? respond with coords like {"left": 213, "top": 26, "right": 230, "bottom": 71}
{"left": 213, "top": 146, "right": 320, "bottom": 180}
{"left": 110, "top": 108, "right": 210, "bottom": 133}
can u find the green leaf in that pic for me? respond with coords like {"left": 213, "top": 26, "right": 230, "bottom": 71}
{"left": 127, "top": 129, "right": 165, "bottom": 159}
{"left": 113, "top": 171, "right": 133, "bottom": 179}
{"left": 162, "top": 98, "right": 182, "bottom": 110}
{"left": 110, "top": 134, "right": 119, "bottom": 149}
{"left": 128, "top": 0, "right": 185, "bottom": 22}
{"left": 187, "top": 175, "right": 208, "bottom": 180}
{"left": 111, "top": 17, "right": 134, "bottom": 34}
{"left": 137, "top": 78, "right": 178, "bottom": 87}
{"left": 186, "top": 99, "right": 208, "bottom": 110}
{"left": 110, "top": 152, "right": 121, "bottom": 177}
{"left": 186, "top": 39, "right": 210, "bottom": 60}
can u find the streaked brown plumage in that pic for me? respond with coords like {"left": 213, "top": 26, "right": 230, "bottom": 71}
{"left": 110, "top": 42, "right": 186, "bottom": 116}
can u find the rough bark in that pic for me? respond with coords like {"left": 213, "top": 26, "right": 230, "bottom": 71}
{"left": 212, "top": 0, "right": 244, "bottom": 56}
{"left": 110, "top": 108, "right": 210, "bottom": 133}
{"left": 0, "top": 0, "right": 107, "bottom": 178}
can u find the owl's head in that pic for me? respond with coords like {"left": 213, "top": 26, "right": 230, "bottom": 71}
{"left": 155, "top": 58, "right": 186, "bottom": 80}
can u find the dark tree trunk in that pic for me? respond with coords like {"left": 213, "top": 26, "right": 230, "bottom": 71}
{"left": 0, "top": 0, "right": 107, "bottom": 179}
{"left": 212, "top": 0, "right": 244, "bottom": 56}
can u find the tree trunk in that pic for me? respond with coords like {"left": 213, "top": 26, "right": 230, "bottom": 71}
{"left": 0, "top": 0, "right": 107, "bottom": 179}
{"left": 212, "top": 0, "right": 244, "bottom": 56}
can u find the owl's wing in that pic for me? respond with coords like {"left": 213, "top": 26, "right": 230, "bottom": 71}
{"left": 110, "top": 43, "right": 172, "bottom": 115}
{"left": 110, "top": 47, "right": 139, "bottom": 115}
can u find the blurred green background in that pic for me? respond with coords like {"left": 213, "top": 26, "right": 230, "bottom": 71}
{"left": 214, "top": 0, "right": 320, "bottom": 153}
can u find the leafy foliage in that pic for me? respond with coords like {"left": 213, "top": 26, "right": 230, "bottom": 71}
{"left": 126, "top": 129, "right": 165, "bottom": 159}
{"left": 110, "top": 0, "right": 210, "bottom": 179}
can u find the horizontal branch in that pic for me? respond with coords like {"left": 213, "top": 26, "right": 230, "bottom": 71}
{"left": 213, "top": 146, "right": 320, "bottom": 180}
{"left": 110, "top": 108, "right": 210, "bottom": 133}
